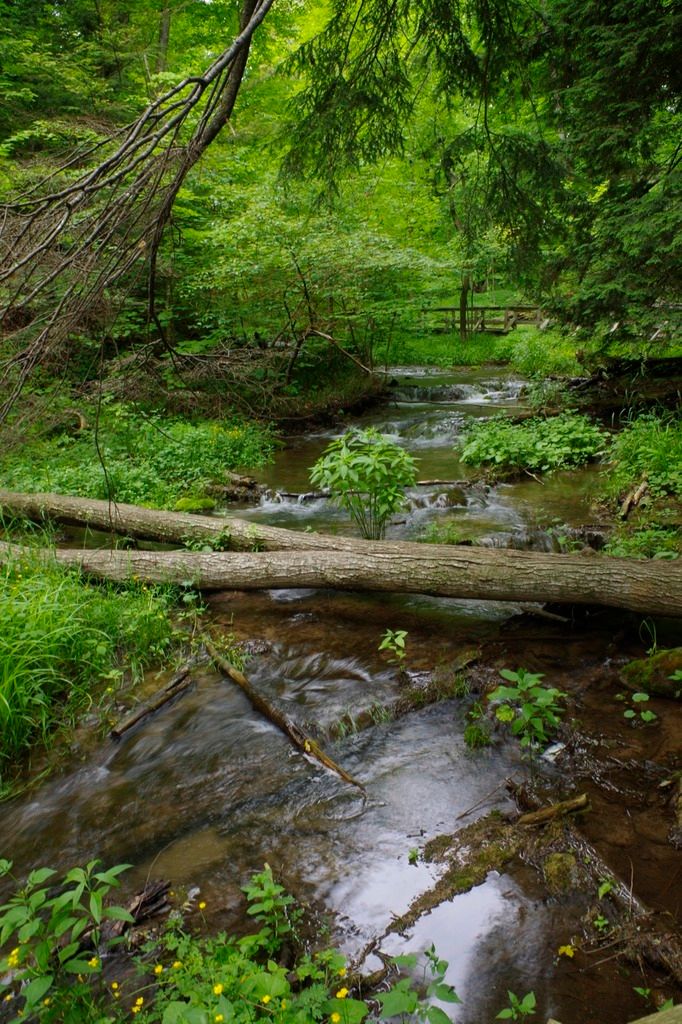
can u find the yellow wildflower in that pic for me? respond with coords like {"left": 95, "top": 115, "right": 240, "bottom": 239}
{"left": 558, "top": 944, "right": 576, "bottom": 958}
{"left": 154, "top": 964, "right": 164, "bottom": 975}
{"left": 131, "top": 1009, "right": 141, "bottom": 1016}
{"left": 173, "top": 961, "right": 183, "bottom": 969}
{"left": 215, "top": 1016, "right": 224, "bottom": 1023}
{"left": 111, "top": 983, "right": 119, "bottom": 991}
{"left": 281, "top": 1000, "right": 287, "bottom": 1009}
{"left": 4, "top": 995, "right": 14, "bottom": 1003}
{"left": 331, "top": 1014, "right": 341, "bottom": 1023}
{"left": 135, "top": 997, "right": 144, "bottom": 1006}
{"left": 88, "top": 956, "right": 99, "bottom": 968}
{"left": 335, "top": 988, "right": 349, "bottom": 1000}
{"left": 337, "top": 967, "right": 347, "bottom": 978}
{"left": 213, "top": 983, "right": 224, "bottom": 995}
{"left": 199, "top": 901, "right": 207, "bottom": 910}
{"left": 43, "top": 999, "right": 51, "bottom": 1007}
{"left": 261, "top": 994, "right": 271, "bottom": 1004}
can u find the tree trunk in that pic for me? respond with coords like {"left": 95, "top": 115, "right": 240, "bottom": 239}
{"left": 459, "top": 274, "right": 471, "bottom": 338}
{"left": 1, "top": 535, "right": 680, "bottom": 617}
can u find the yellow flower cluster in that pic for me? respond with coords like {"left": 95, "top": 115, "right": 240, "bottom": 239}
{"left": 335, "top": 988, "right": 349, "bottom": 1000}
{"left": 131, "top": 996, "right": 145, "bottom": 1015}
{"left": 7, "top": 948, "right": 19, "bottom": 968}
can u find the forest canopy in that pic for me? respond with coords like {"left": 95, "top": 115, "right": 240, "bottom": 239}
{"left": 0, "top": 0, "right": 680, "bottom": 419}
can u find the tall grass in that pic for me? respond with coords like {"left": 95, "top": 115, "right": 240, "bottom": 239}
{"left": 0, "top": 550, "right": 176, "bottom": 792}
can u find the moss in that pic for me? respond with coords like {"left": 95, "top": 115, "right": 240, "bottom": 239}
{"left": 393, "top": 815, "right": 522, "bottom": 930}
{"left": 622, "top": 648, "right": 682, "bottom": 700}
{"left": 543, "top": 852, "right": 579, "bottom": 894}
{"left": 173, "top": 495, "right": 217, "bottom": 512}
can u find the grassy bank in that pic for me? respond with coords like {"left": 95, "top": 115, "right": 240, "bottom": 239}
{"left": 376, "top": 326, "right": 582, "bottom": 376}
{"left": 0, "top": 547, "right": 180, "bottom": 797}
{"left": 1, "top": 404, "right": 276, "bottom": 509}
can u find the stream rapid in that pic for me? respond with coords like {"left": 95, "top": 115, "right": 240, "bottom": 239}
{"left": 1, "top": 367, "right": 677, "bottom": 1023}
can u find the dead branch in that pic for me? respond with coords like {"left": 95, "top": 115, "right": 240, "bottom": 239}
{"left": 204, "top": 638, "right": 365, "bottom": 793}
{"left": 0, "top": 0, "right": 275, "bottom": 423}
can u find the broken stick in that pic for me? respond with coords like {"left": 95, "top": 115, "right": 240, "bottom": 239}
{"left": 204, "top": 639, "right": 365, "bottom": 794}
{"left": 110, "top": 667, "right": 193, "bottom": 739}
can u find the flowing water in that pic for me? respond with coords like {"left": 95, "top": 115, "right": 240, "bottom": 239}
{"left": 1, "top": 367, "right": 679, "bottom": 1022}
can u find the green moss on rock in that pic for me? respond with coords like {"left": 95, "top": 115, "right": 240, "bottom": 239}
{"left": 622, "top": 648, "right": 682, "bottom": 700}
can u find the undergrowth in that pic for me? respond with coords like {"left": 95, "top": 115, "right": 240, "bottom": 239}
{"left": 0, "top": 861, "right": 466, "bottom": 1024}
{"left": 0, "top": 403, "right": 275, "bottom": 509}
{"left": 602, "top": 414, "right": 682, "bottom": 501}
{"left": 457, "top": 413, "right": 607, "bottom": 474}
{"left": 0, "top": 549, "right": 177, "bottom": 794}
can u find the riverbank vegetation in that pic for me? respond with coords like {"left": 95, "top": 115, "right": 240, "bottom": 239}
{"left": 0, "top": 548, "right": 182, "bottom": 798}
{"left": 1, "top": 406, "right": 275, "bottom": 510}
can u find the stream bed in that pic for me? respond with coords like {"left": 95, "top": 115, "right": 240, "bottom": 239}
{"left": 1, "top": 367, "right": 680, "bottom": 1022}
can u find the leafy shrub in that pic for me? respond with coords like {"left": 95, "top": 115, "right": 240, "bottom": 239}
{"left": 310, "top": 428, "right": 418, "bottom": 539}
{"left": 602, "top": 414, "right": 682, "bottom": 500}
{"left": 0, "top": 858, "right": 132, "bottom": 1021}
{"left": 1, "top": 863, "right": 463, "bottom": 1024}
{"left": 0, "top": 551, "right": 175, "bottom": 790}
{"left": 509, "top": 330, "right": 581, "bottom": 376}
{"left": 458, "top": 412, "right": 607, "bottom": 473}
{"left": 0, "top": 406, "right": 276, "bottom": 509}
{"left": 488, "top": 668, "right": 566, "bottom": 753}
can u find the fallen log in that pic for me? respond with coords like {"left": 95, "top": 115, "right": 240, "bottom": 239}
{"left": 0, "top": 488, "right": 385, "bottom": 553}
{"left": 110, "top": 667, "right": 193, "bottom": 739}
{"left": 204, "top": 639, "right": 365, "bottom": 793}
{"left": 1, "top": 536, "right": 681, "bottom": 617}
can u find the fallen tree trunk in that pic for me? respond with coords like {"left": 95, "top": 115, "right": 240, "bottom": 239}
{"left": 0, "top": 489, "right": 371, "bottom": 553}
{"left": 1, "top": 536, "right": 681, "bottom": 617}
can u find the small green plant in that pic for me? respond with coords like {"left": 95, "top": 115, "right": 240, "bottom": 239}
{"left": 463, "top": 721, "right": 491, "bottom": 749}
{"left": 379, "top": 628, "right": 408, "bottom": 666}
{"left": 597, "top": 879, "right": 613, "bottom": 900}
{"left": 408, "top": 848, "right": 420, "bottom": 865}
{"left": 593, "top": 913, "right": 610, "bottom": 933}
{"left": 623, "top": 692, "right": 657, "bottom": 725}
{"left": 380, "top": 944, "right": 461, "bottom": 1023}
{"left": 241, "top": 863, "right": 302, "bottom": 955}
{"left": 0, "top": 858, "right": 133, "bottom": 1019}
{"left": 496, "top": 989, "right": 536, "bottom": 1020}
{"left": 310, "top": 428, "right": 418, "bottom": 539}
{"left": 464, "top": 701, "right": 491, "bottom": 749}
{"left": 633, "top": 987, "right": 675, "bottom": 1012}
{"left": 488, "top": 668, "right": 566, "bottom": 753}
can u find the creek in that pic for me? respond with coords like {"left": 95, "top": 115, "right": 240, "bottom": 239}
{"left": 1, "top": 367, "right": 680, "bottom": 1022}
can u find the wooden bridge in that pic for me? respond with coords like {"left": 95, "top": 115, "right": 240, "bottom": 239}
{"left": 429, "top": 304, "right": 543, "bottom": 335}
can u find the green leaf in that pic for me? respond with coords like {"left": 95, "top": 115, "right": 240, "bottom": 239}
{"left": 22, "top": 974, "right": 54, "bottom": 1009}
{"left": 431, "top": 983, "right": 462, "bottom": 1004}
{"left": 27, "top": 868, "right": 56, "bottom": 887}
